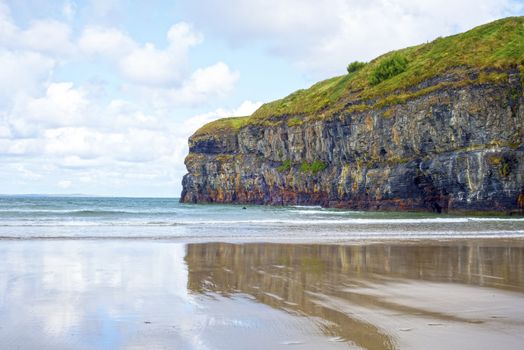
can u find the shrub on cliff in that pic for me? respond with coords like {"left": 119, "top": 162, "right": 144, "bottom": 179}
{"left": 277, "top": 160, "right": 291, "bottom": 172}
{"left": 346, "top": 61, "right": 366, "bottom": 74}
{"left": 369, "top": 54, "right": 408, "bottom": 85}
{"left": 300, "top": 160, "right": 327, "bottom": 175}
{"left": 287, "top": 117, "right": 303, "bottom": 127}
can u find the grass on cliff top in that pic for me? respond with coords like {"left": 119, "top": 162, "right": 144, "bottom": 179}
{"left": 194, "top": 17, "right": 524, "bottom": 137}
{"left": 193, "top": 116, "right": 250, "bottom": 137}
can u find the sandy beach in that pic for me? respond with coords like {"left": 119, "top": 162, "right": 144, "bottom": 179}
{"left": 1, "top": 238, "right": 523, "bottom": 349}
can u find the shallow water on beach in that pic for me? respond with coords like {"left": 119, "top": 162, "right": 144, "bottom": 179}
{"left": 0, "top": 196, "right": 523, "bottom": 241}
{"left": 1, "top": 196, "right": 524, "bottom": 349}
{"left": 1, "top": 239, "right": 524, "bottom": 349}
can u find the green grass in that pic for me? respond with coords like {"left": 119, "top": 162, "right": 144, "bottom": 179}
{"left": 369, "top": 54, "right": 408, "bottom": 85}
{"left": 193, "top": 116, "right": 250, "bottom": 138}
{"left": 287, "top": 117, "right": 303, "bottom": 127}
{"left": 196, "top": 17, "right": 524, "bottom": 136}
{"left": 277, "top": 160, "right": 291, "bottom": 172}
{"left": 499, "top": 158, "right": 513, "bottom": 177}
{"left": 277, "top": 159, "right": 328, "bottom": 174}
{"left": 300, "top": 160, "right": 328, "bottom": 174}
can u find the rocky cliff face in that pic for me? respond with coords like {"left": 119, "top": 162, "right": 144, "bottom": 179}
{"left": 181, "top": 68, "right": 523, "bottom": 214}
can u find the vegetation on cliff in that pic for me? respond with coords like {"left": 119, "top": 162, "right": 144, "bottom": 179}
{"left": 194, "top": 17, "right": 524, "bottom": 138}
{"left": 369, "top": 54, "right": 408, "bottom": 85}
{"left": 193, "top": 116, "right": 250, "bottom": 137}
{"left": 346, "top": 61, "right": 366, "bottom": 74}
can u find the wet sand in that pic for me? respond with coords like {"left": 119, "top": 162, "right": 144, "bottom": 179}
{"left": 0, "top": 239, "right": 523, "bottom": 349}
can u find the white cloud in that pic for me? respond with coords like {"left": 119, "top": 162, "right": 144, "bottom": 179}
{"left": 119, "top": 43, "right": 184, "bottom": 86}
{"left": 167, "top": 22, "right": 203, "bottom": 50}
{"left": 118, "top": 22, "right": 202, "bottom": 86}
{"left": 19, "top": 20, "right": 74, "bottom": 55}
{"left": 185, "top": 0, "right": 524, "bottom": 77}
{"left": 0, "top": 3, "right": 73, "bottom": 56}
{"left": 14, "top": 82, "right": 89, "bottom": 128}
{"left": 39, "top": 122, "right": 178, "bottom": 164}
{"left": 167, "top": 62, "right": 239, "bottom": 106}
{"left": 79, "top": 22, "right": 203, "bottom": 87}
{"left": 0, "top": 50, "right": 55, "bottom": 102}
{"left": 78, "top": 26, "right": 136, "bottom": 58}
{"left": 0, "top": 3, "right": 72, "bottom": 113}
{"left": 121, "top": 60, "right": 240, "bottom": 109}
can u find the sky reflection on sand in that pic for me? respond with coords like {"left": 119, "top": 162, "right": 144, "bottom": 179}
{"left": 0, "top": 241, "right": 343, "bottom": 350}
{"left": 0, "top": 240, "right": 523, "bottom": 349}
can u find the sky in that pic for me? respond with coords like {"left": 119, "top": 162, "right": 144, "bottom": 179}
{"left": 0, "top": 0, "right": 523, "bottom": 197}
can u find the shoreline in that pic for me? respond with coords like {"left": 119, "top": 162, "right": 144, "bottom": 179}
{"left": 1, "top": 234, "right": 524, "bottom": 244}
{"left": 180, "top": 200, "right": 524, "bottom": 217}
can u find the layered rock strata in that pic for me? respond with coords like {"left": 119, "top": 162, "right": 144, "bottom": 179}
{"left": 181, "top": 69, "right": 523, "bottom": 214}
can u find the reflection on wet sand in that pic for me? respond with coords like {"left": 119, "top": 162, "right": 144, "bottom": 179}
{"left": 0, "top": 241, "right": 349, "bottom": 350}
{"left": 1, "top": 240, "right": 523, "bottom": 349}
{"left": 186, "top": 241, "right": 524, "bottom": 350}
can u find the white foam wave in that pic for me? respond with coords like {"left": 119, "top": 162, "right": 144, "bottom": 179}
{"left": 0, "top": 217, "right": 523, "bottom": 227}
{"left": 1, "top": 230, "right": 523, "bottom": 241}
{"left": 288, "top": 209, "right": 356, "bottom": 215}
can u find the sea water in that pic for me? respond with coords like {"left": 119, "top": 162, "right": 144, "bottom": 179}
{"left": 0, "top": 196, "right": 523, "bottom": 241}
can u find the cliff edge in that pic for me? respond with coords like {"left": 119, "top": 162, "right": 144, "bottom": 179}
{"left": 181, "top": 17, "right": 524, "bottom": 214}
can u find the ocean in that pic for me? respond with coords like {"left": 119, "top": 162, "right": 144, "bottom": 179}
{"left": 0, "top": 195, "right": 523, "bottom": 241}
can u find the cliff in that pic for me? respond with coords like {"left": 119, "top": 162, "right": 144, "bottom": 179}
{"left": 181, "top": 17, "right": 524, "bottom": 214}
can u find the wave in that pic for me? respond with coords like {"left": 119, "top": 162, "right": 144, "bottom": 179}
{"left": 0, "top": 217, "right": 523, "bottom": 227}
{"left": 167, "top": 217, "right": 524, "bottom": 225}
{"left": 1, "top": 230, "right": 523, "bottom": 241}
{"left": 0, "top": 209, "right": 179, "bottom": 217}
{"left": 288, "top": 209, "right": 358, "bottom": 215}
{"left": 290, "top": 205, "right": 324, "bottom": 209}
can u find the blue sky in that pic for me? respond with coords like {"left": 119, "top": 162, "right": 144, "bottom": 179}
{"left": 1, "top": 0, "right": 523, "bottom": 197}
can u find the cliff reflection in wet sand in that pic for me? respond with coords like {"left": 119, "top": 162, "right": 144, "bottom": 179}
{"left": 186, "top": 241, "right": 524, "bottom": 350}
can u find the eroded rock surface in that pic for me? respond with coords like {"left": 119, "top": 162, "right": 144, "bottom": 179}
{"left": 181, "top": 70, "right": 523, "bottom": 214}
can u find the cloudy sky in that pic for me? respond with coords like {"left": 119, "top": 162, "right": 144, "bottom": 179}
{"left": 1, "top": 0, "right": 523, "bottom": 197}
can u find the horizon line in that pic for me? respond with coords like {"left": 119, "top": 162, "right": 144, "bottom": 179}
{"left": 0, "top": 194, "right": 181, "bottom": 199}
